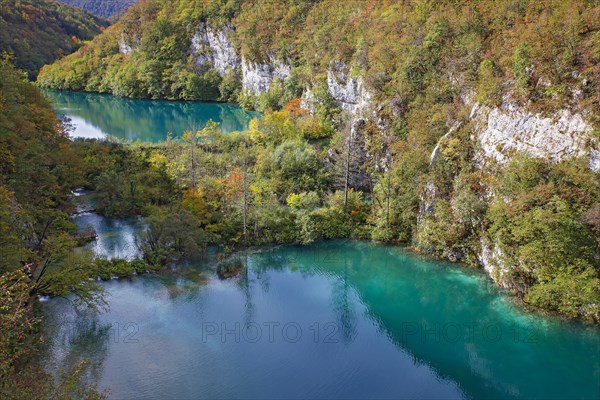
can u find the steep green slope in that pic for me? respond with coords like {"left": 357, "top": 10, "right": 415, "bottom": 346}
{"left": 0, "top": 59, "right": 112, "bottom": 398}
{"left": 38, "top": 0, "right": 599, "bottom": 112}
{"left": 36, "top": 0, "right": 600, "bottom": 322}
{"left": 0, "top": 0, "right": 107, "bottom": 78}
{"left": 56, "top": 0, "right": 137, "bottom": 20}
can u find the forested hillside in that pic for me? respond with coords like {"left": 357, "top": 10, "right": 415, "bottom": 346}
{"left": 36, "top": 0, "right": 600, "bottom": 322}
{"left": 0, "top": 0, "right": 107, "bottom": 78}
{"left": 0, "top": 59, "right": 114, "bottom": 398}
{"left": 56, "top": 0, "right": 137, "bottom": 20}
{"left": 38, "top": 0, "right": 599, "bottom": 114}
{"left": 1, "top": 2, "right": 598, "bottom": 398}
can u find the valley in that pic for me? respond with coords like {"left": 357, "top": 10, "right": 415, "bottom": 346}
{"left": 0, "top": 1, "right": 598, "bottom": 399}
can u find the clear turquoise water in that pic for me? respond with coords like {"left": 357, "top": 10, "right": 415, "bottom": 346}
{"left": 43, "top": 90, "right": 259, "bottom": 142}
{"left": 42, "top": 210, "right": 600, "bottom": 399}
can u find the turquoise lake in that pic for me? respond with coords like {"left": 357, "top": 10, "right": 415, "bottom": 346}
{"left": 43, "top": 90, "right": 259, "bottom": 142}
{"left": 41, "top": 206, "right": 600, "bottom": 399}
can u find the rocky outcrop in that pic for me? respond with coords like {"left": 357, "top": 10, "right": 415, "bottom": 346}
{"left": 300, "top": 61, "right": 375, "bottom": 122}
{"left": 469, "top": 102, "right": 598, "bottom": 287}
{"left": 471, "top": 102, "right": 598, "bottom": 172}
{"left": 417, "top": 180, "right": 438, "bottom": 225}
{"left": 118, "top": 37, "right": 132, "bottom": 55}
{"left": 188, "top": 25, "right": 374, "bottom": 120}
{"left": 418, "top": 100, "right": 598, "bottom": 282}
{"left": 118, "top": 32, "right": 140, "bottom": 55}
{"left": 300, "top": 87, "right": 316, "bottom": 114}
{"left": 478, "top": 237, "right": 511, "bottom": 288}
{"left": 190, "top": 23, "right": 293, "bottom": 96}
{"left": 191, "top": 23, "right": 240, "bottom": 76}
{"left": 589, "top": 149, "right": 600, "bottom": 172}
{"left": 241, "top": 57, "right": 291, "bottom": 95}
{"left": 326, "top": 61, "right": 373, "bottom": 118}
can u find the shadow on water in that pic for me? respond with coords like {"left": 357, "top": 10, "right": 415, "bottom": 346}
{"left": 43, "top": 90, "right": 260, "bottom": 142}
{"left": 41, "top": 220, "right": 600, "bottom": 399}
{"left": 256, "top": 241, "right": 600, "bottom": 400}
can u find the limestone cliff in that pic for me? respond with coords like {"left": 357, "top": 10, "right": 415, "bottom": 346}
{"left": 187, "top": 24, "right": 375, "bottom": 120}
{"left": 471, "top": 102, "right": 598, "bottom": 173}
{"left": 420, "top": 98, "right": 598, "bottom": 287}
{"left": 191, "top": 24, "right": 240, "bottom": 76}
{"left": 325, "top": 61, "right": 373, "bottom": 118}
{"left": 241, "top": 57, "right": 291, "bottom": 95}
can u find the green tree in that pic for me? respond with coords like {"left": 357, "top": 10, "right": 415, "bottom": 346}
{"left": 513, "top": 41, "right": 531, "bottom": 92}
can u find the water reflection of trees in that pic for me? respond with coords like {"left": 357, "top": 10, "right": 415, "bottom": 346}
{"left": 42, "top": 300, "right": 111, "bottom": 390}
{"left": 292, "top": 241, "right": 596, "bottom": 400}
{"left": 245, "top": 241, "right": 521, "bottom": 398}
{"left": 43, "top": 90, "right": 259, "bottom": 142}
{"left": 245, "top": 244, "right": 359, "bottom": 344}
{"left": 331, "top": 258, "right": 358, "bottom": 344}
{"left": 238, "top": 252, "right": 256, "bottom": 325}
{"left": 43, "top": 242, "right": 598, "bottom": 400}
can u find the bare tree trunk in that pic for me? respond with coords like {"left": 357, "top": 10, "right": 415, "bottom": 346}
{"left": 242, "top": 154, "right": 248, "bottom": 244}
{"left": 190, "top": 133, "right": 196, "bottom": 188}
{"left": 386, "top": 170, "right": 391, "bottom": 240}
{"left": 343, "top": 129, "right": 351, "bottom": 214}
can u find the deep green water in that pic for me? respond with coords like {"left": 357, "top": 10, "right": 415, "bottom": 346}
{"left": 41, "top": 208, "right": 600, "bottom": 399}
{"left": 43, "top": 90, "right": 259, "bottom": 142}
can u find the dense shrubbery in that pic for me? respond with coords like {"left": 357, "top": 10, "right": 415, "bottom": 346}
{"left": 0, "top": 60, "right": 107, "bottom": 398}
{"left": 73, "top": 104, "right": 371, "bottom": 251}
{"left": 93, "top": 258, "right": 149, "bottom": 280}
{"left": 0, "top": 0, "right": 107, "bottom": 79}
{"left": 487, "top": 156, "right": 599, "bottom": 322}
{"left": 71, "top": 140, "right": 177, "bottom": 217}
{"left": 38, "top": 0, "right": 600, "bottom": 119}
{"left": 11, "top": 0, "right": 600, "bottom": 326}
{"left": 141, "top": 207, "right": 207, "bottom": 266}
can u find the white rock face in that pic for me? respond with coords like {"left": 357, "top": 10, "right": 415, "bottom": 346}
{"left": 118, "top": 38, "right": 132, "bottom": 55}
{"left": 471, "top": 102, "right": 598, "bottom": 172}
{"left": 589, "top": 148, "right": 600, "bottom": 172}
{"left": 417, "top": 180, "right": 438, "bottom": 226}
{"left": 326, "top": 61, "right": 373, "bottom": 118}
{"left": 478, "top": 237, "right": 511, "bottom": 288}
{"left": 241, "top": 56, "right": 291, "bottom": 95}
{"left": 190, "top": 24, "right": 293, "bottom": 96}
{"left": 300, "top": 87, "right": 316, "bottom": 114}
{"left": 191, "top": 23, "right": 240, "bottom": 76}
{"left": 118, "top": 32, "right": 139, "bottom": 55}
